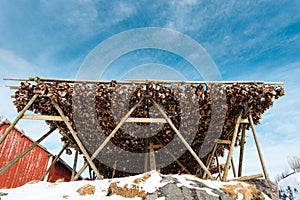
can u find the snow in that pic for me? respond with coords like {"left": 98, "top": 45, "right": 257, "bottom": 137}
{"left": 0, "top": 114, "right": 10, "bottom": 126}
{"left": 278, "top": 172, "right": 300, "bottom": 199}
{"left": 0, "top": 171, "right": 270, "bottom": 200}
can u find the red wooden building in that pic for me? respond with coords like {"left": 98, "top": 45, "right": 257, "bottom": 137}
{"left": 0, "top": 115, "right": 73, "bottom": 188}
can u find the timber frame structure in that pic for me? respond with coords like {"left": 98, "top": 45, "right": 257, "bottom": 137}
{"left": 0, "top": 77, "right": 284, "bottom": 181}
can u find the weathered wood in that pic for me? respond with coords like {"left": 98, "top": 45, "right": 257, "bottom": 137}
{"left": 230, "top": 173, "right": 263, "bottom": 181}
{"left": 203, "top": 144, "right": 218, "bottom": 179}
{"left": 74, "top": 97, "right": 144, "bottom": 180}
{"left": 239, "top": 118, "right": 249, "bottom": 124}
{"left": 51, "top": 99, "right": 103, "bottom": 180}
{"left": 231, "top": 157, "right": 237, "bottom": 178}
{"left": 149, "top": 142, "right": 156, "bottom": 171}
{"left": 71, "top": 149, "right": 79, "bottom": 181}
{"left": 238, "top": 124, "right": 246, "bottom": 177}
{"left": 249, "top": 113, "right": 270, "bottom": 180}
{"left": 41, "top": 142, "right": 69, "bottom": 181}
{"left": 222, "top": 111, "right": 242, "bottom": 181}
{"left": 125, "top": 117, "right": 166, "bottom": 123}
{"left": 0, "top": 93, "right": 39, "bottom": 145}
{"left": 214, "top": 139, "right": 232, "bottom": 144}
{"left": 22, "top": 114, "right": 63, "bottom": 121}
{"left": 4, "top": 77, "right": 284, "bottom": 85}
{"left": 0, "top": 128, "right": 55, "bottom": 175}
{"left": 152, "top": 99, "right": 214, "bottom": 180}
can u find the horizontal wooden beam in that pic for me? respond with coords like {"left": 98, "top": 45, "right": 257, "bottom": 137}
{"left": 214, "top": 139, "right": 232, "bottom": 144}
{"left": 125, "top": 117, "right": 166, "bottom": 123}
{"left": 22, "top": 114, "right": 63, "bottom": 121}
{"left": 230, "top": 173, "right": 263, "bottom": 181}
{"left": 3, "top": 77, "right": 284, "bottom": 85}
{"left": 240, "top": 118, "right": 249, "bottom": 124}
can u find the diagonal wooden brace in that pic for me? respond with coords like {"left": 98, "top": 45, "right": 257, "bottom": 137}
{"left": 51, "top": 99, "right": 103, "bottom": 179}
{"left": 74, "top": 97, "right": 144, "bottom": 180}
{"left": 151, "top": 99, "right": 215, "bottom": 180}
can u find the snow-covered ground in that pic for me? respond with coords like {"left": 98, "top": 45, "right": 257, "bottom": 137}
{"left": 278, "top": 172, "right": 300, "bottom": 200}
{"left": 0, "top": 171, "right": 271, "bottom": 200}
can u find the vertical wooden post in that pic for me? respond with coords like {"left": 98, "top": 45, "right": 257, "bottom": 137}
{"left": 0, "top": 93, "right": 39, "bottom": 144}
{"left": 222, "top": 111, "right": 242, "bottom": 181}
{"left": 51, "top": 99, "right": 103, "bottom": 180}
{"left": 238, "top": 124, "right": 246, "bottom": 177}
{"left": 74, "top": 97, "right": 144, "bottom": 180}
{"left": 0, "top": 128, "right": 55, "bottom": 175}
{"left": 144, "top": 150, "right": 148, "bottom": 173}
{"left": 41, "top": 142, "right": 69, "bottom": 181}
{"left": 231, "top": 158, "right": 237, "bottom": 178}
{"left": 202, "top": 144, "right": 218, "bottom": 179}
{"left": 71, "top": 149, "right": 79, "bottom": 180}
{"left": 152, "top": 99, "right": 214, "bottom": 179}
{"left": 249, "top": 113, "right": 270, "bottom": 180}
{"left": 149, "top": 142, "right": 156, "bottom": 171}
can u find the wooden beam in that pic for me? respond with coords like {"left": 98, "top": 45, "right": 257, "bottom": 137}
{"left": 0, "top": 93, "right": 39, "bottom": 145}
{"left": 73, "top": 97, "right": 144, "bottom": 180}
{"left": 51, "top": 99, "right": 103, "bottom": 180}
{"left": 152, "top": 99, "right": 214, "bottom": 180}
{"left": 239, "top": 118, "right": 249, "bottom": 124}
{"left": 4, "top": 77, "right": 284, "bottom": 85}
{"left": 222, "top": 111, "right": 242, "bottom": 181}
{"left": 249, "top": 113, "right": 270, "bottom": 180}
{"left": 149, "top": 142, "right": 156, "bottom": 171}
{"left": 125, "top": 117, "right": 166, "bottom": 123}
{"left": 0, "top": 128, "right": 55, "bottom": 175}
{"left": 238, "top": 124, "right": 246, "bottom": 177}
{"left": 202, "top": 143, "right": 218, "bottom": 179}
{"left": 214, "top": 139, "right": 232, "bottom": 144}
{"left": 231, "top": 157, "right": 237, "bottom": 178}
{"left": 230, "top": 173, "right": 263, "bottom": 181}
{"left": 71, "top": 149, "right": 79, "bottom": 181}
{"left": 22, "top": 114, "right": 63, "bottom": 121}
{"left": 41, "top": 142, "right": 69, "bottom": 181}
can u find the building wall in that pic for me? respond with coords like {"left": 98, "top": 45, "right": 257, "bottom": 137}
{"left": 0, "top": 124, "right": 50, "bottom": 188}
{"left": 0, "top": 124, "right": 72, "bottom": 188}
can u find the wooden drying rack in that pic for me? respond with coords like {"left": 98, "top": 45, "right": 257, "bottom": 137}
{"left": 0, "top": 77, "right": 284, "bottom": 181}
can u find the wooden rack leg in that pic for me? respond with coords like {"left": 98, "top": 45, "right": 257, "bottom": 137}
{"left": 71, "top": 149, "right": 79, "bottom": 181}
{"left": 144, "top": 151, "right": 148, "bottom": 173}
{"left": 41, "top": 142, "right": 69, "bottom": 181}
{"left": 215, "top": 154, "right": 221, "bottom": 180}
{"left": 249, "top": 113, "right": 270, "bottom": 180}
{"left": 202, "top": 144, "right": 218, "bottom": 179}
{"left": 74, "top": 98, "right": 144, "bottom": 180}
{"left": 238, "top": 124, "right": 246, "bottom": 177}
{"left": 149, "top": 142, "right": 156, "bottom": 171}
{"left": 0, "top": 93, "right": 39, "bottom": 144}
{"left": 222, "top": 111, "right": 242, "bottom": 181}
{"left": 152, "top": 99, "right": 214, "bottom": 180}
{"left": 51, "top": 99, "right": 102, "bottom": 180}
{"left": 0, "top": 128, "right": 55, "bottom": 175}
{"left": 231, "top": 157, "right": 237, "bottom": 178}
{"left": 154, "top": 136, "right": 192, "bottom": 175}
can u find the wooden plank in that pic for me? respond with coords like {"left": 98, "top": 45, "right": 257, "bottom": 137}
{"left": 231, "top": 157, "right": 237, "bottom": 178}
{"left": 22, "top": 114, "right": 63, "bottom": 121}
{"left": 214, "top": 139, "right": 232, "bottom": 144}
{"left": 125, "top": 117, "right": 166, "bottom": 123}
{"left": 230, "top": 173, "right": 263, "bottom": 181}
{"left": 222, "top": 111, "right": 242, "bottom": 181}
{"left": 202, "top": 144, "right": 218, "bottom": 179}
{"left": 71, "top": 149, "right": 79, "bottom": 181}
{"left": 152, "top": 99, "right": 214, "bottom": 180}
{"left": 249, "top": 113, "right": 270, "bottom": 180}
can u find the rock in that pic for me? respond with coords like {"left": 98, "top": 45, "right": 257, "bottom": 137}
{"left": 247, "top": 179, "right": 280, "bottom": 199}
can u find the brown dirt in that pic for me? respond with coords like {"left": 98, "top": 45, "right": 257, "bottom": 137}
{"left": 76, "top": 184, "right": 95, "bottom": 196}
{"left": 107, "top": 182, "right": 148, "bottom": 200}
{"left": 220, "top": 183, "right": 261, "bottom": 200}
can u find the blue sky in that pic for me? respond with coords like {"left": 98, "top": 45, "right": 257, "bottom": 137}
{"left": 0, "top": 0, "right": 299, "bottom": 180}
